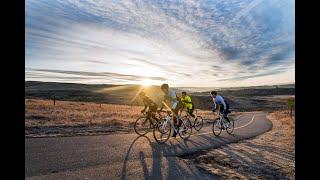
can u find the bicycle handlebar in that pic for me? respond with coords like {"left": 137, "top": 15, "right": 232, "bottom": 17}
{"left": 141, "top": 110, "right": 168, "bottom": 116}
{"left": 157, "top": 110, "right": 171, "bottom": 113}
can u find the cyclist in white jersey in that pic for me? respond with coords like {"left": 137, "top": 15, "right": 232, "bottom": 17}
{"left": 211, "top": 91, "right": 230, "bottom": 123}
{"left": 159, "top": 84, "right": 183, "bottom": 137}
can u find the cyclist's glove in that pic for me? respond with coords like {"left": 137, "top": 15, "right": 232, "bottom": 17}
{"left": 212, "top": 108, "right": 216, "bottom": 112}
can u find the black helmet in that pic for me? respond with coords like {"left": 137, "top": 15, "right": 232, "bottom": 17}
{"left": 160, "top": 83, "right": 169, "bottom": 90}
{"left": 182, "top": 91, "right": 187, "bottom": 95}
{"left": 210, "top": 91, "right": 217, "bottom": 95}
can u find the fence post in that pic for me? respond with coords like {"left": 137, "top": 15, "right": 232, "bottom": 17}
{"left": 53, "top": 96, "right": 56, "bottom": 106}
{"left": 287, "top": 98, "right": 295, "bottom": 118}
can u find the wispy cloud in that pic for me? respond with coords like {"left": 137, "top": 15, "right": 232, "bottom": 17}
{"left": 26, "top": 0, "right": 294, "bottom": 87}
{"left": 26, "top": 68, "right": 167, "bottom": 82}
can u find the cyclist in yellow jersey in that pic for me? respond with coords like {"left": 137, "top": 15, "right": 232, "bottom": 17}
{"left": 181, "top": 91, "right": 195, "bottom": 118}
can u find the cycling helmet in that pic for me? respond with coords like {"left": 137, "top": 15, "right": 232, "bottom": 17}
{"left": 160, "top": 83, "right": 169, "bottom": 90}
{"left": 210, "top": 91, "right": 217, "bottom": 95}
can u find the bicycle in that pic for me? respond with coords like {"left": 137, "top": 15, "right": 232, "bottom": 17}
{"left": 153, "top": 110, "right": 192, "bottom": 144}
{"left": 134, "top": 111, "right": 162, "bottom": 136}
{"left": 180, "top": 109, "right": 204, "bottom": 131}
{"left": 212, "top": 108, "right": 234, "bottom": 136}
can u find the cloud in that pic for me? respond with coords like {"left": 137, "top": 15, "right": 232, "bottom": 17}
{"left": 26, "top": 0, "right": 295, "bottom": 87}
{"left": 26, "top": 68, "right": 167, "bottom": 81}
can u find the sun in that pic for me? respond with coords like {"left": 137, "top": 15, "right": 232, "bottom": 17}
{"left": 140, "top": 79, "right": 153, "bottom": 87}
{"left": 130, "top": 79, "right": 154, "bottom": 103}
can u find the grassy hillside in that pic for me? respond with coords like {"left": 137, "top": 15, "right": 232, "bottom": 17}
{"left": 26, "top": 81, "right": 164, "bottom": 105}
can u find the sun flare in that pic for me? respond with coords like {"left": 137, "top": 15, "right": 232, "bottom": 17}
{"left": 140, "top": 79, "right": 154, "bottom": 87}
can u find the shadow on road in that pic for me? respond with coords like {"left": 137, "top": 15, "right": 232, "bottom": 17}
{"left": 191, "top": 141, "right": 294, "bottom": 179}
{"left": 119, "top": 112, "right": 273, "bottom": 179}
{"left": 120, "top": 135, "right": 216, "bottom": 179}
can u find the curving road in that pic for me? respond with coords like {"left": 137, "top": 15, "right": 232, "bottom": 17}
{"left": 25, "top": 111, "right": 272, "bottom": 179}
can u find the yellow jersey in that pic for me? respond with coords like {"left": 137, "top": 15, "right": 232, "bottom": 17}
{"left": 181, "top": 95, "right": 193, "bottom": 109}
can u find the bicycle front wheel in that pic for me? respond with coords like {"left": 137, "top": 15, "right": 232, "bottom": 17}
{"left": 153, "top": 120, "right": 171, "bottom": 144}
{"left": 212, "top": 119, "right": 222, "bottom": 136}
{"left": 134, "top": 117, "right": 151, "bottom": 136}
{"left": 179, "top": 117, "right": 192, "bottom": 140}
{"left": 194, "top": 116, "right": 203, "bottom": 131}
{"left": 226, "top": 118, "right": 235, "bottom": 134}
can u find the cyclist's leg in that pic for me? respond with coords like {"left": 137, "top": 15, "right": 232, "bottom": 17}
{"left": 171, "top": 102, "right": 178, "bottom": 126}
{"left": 150, "top": 105, "right": 158, "bottom": 122}
{"left": 174, "top": 103, "right": 183, "bottom": 128}
{"left": 219, "top": 105, "right": 224, "bottom": 115}
{"left": 146, "top": 109, "right": 152, "bottom": 120}
{"left": 168, "top": 102, "right": 177, "bottom": 136}
{"left": 188, "top": 108, "right": 195, "bottom": 118}
{"left": 144, "top": 110, "right": 153, "bottom": 128}
{"left": 224, "top": 103, "right": 230, "bottom": 123}
{"left": 190, "top": 102, "right": 196, "bottom": 117}
{"left": 171, "top": 102, "right": 181, "bottom": 137}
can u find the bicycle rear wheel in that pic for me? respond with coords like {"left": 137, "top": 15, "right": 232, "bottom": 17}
{"left": 179, "top": 117, "right": 192, "bottom": 140}
{"left": 226, "top": 118, "right": 235, "bottom": 134}
{"left": 212, "top": 119, "right": 222, "bottom": 136}
{"left": 193, "top": 116, "right": 203, "bottom": 131}
{"left": 153, "top": 120, "right": 171, "bottom": 144}
{"left": 134, "top": 117, "right": 151, "bottom": 136}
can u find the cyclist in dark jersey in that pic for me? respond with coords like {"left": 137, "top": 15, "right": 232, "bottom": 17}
{"left": 139, "top": 92, "right": 158, "bottom": 121}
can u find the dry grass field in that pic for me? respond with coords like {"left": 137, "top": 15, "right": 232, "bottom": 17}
{"left": 25, "top": 99, "right": 142, "bottom": 127}
{"left": 25, "top": 98, "right": 217, "bottom": 137}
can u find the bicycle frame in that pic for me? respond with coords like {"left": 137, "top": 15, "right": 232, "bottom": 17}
{"left": 180, "top": 108, "right": 199, "bottom": 119}
{"left": 161, "top": 112, "right": 186, "bottom": 133}
{"left": 143, "top": 110, "right": 162, "bottom": 121}
{"left": 215, "top": 107, "right": 229, "bottom": 127}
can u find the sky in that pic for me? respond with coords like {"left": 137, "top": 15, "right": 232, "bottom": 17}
{"left": 25, "top": 0, "right": 295, "bottom": 87}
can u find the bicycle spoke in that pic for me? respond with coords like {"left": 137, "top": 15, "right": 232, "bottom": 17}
{"left": 153, "top": 120, "right": 171, "bottom": 143}
{"left": 134, "top": 117, "right": 151, "bottom": 136}
{"left": 226, "top": 118, "right": 235, "bottom": 134}
{"left": 194, "top": 116, "right": 203, "bottom": 131}
{"left": 179, "top": 118, "right": 192, "bottom": 139}
{"left": 212, "top": 119, "right": 222, "bottom": 136}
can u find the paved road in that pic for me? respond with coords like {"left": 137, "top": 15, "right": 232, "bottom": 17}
{"left": 25, "top": 111, "right": 272, "bottom": 179}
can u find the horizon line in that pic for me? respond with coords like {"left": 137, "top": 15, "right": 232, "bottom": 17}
{"left": 25, "top": 80, "right": 295, "bottom": 89}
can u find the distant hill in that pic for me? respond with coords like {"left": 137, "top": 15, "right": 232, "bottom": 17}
{"left": 26, "top": 81, "right": 295, "bottom": 111}
{"left": 176, "top": 84, "right": 295, "bottom": 93}
{"left": 26, "top": 81, "right": 164, "bottom": 106}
